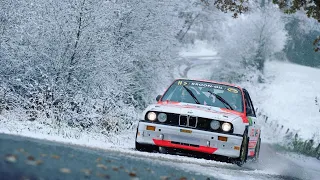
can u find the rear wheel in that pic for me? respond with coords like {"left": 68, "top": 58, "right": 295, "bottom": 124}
{"left": 253, "top": 137, "right": 261, "bottom": 161}
{"left": 235, "top": 132, "right": 249, "bottom": 166}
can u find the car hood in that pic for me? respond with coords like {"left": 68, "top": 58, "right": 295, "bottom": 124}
{"left": 143, "top": 101, "right": 243, "bottom": 122}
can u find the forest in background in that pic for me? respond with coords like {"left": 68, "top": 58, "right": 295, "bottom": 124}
{"left": 0, "top": 0, "right": 319, "bottom": 134}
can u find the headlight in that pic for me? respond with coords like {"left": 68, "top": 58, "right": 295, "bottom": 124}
{"left": 158, "top": 113, "right": 167, "bottom": 122}
{"left": 147, "top": 112, "right": 157, "bottom": 121}
{"left": 210, "top": 120, "right": 220, "bottom": 130}
{"left": 221, "top": 122, "right": 232, "bottom": 132}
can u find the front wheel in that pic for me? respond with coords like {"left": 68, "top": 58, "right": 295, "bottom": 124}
{"left": 135, "top": 141, "right": 158, "bottom": 152}
{"left": 234, "top": 132, "right": 249, "bottom": 166}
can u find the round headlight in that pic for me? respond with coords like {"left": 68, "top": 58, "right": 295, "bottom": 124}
{"left": 210, "top": 120, "right": 220, "bottom": 130}
{"left": 147, "top": 112, "right": 157, "bottom": 121}
{"left": 221, "top": 122, "right": 232, "bottom": 132}
{"left": 158, "top": 113, "right": 167, "bottom": 122}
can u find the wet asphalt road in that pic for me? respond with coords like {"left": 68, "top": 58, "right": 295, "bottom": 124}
{"left": 0, "top": 133, "right": 214, "bottom": 180}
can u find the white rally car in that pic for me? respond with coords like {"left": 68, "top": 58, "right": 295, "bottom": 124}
{"left": 135, "top": 79, "right": 261, "bottom": 166}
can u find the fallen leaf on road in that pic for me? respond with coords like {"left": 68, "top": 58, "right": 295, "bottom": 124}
{"left": 18, "top": 148, "right": 25, "bottom": 153}
{"left": 5, "top": 154, "right": 17, "bottom": 163}
{"left": 97, "top": 164, "right": 108, "bottom": 170}
{"left": 51, "top": 155, "right": 60, "bottom": 159}
{"left": 129, "top": 172, "right": 137, "bottom": 177}
{"left": 96, "top": 173, "right": 110, "bottom": 179}
{"left": 26, "top": 159, "right": 43, "bottom": 166}
{"left": 17, "top": 148, "right": 29, "bottom": 156}
{"left": 20, "top": 176, "right": 31, "bottom": 180}
{"left": 27, "top": 156, "right": 35, "bottom": 161}
{"left": 96, "top": 157, "right": 102, "bottom": 163}
{"left": 81, "top": 169, "right": 92, "bottom": 176}
{"left": 60, "top": 168, "right": 71, "bottom": 174}
{"left": 160, "top": 176, "right": 169, "bottom": 180}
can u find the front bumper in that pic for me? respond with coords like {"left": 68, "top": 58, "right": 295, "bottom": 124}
{"left": 136, "top": 121, "right": 243, "bottom": 158}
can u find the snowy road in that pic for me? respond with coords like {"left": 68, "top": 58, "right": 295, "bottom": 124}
{"left": 2, "top": 54, "right": 320, "bottom": 180}
{"left": 0, "top": 133, "right": 211, "bottom": 180}
{"left": 1, "top": 133, "right": 319, "bottom": 180}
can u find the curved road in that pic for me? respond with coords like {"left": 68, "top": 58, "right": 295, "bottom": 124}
{"left": 1, "top": 133, "right": 319, "bottom": 180}
{"left": 2, "top": 55, "right": 319, "bottom": 180}
{"left": 0, "top": 133, "right": 213, "bottom": 180}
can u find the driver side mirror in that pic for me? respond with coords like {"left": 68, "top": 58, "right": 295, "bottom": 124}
{"left": 156, "top": 95, "right": 162, "bottom": 101}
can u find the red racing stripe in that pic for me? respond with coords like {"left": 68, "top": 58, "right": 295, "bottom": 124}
{"left": 153, "top": 139, "right": 218, "bottom": 154}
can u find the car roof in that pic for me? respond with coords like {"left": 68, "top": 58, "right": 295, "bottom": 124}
{"left": 175, "top": 78, "right": 243, "bottom": 90}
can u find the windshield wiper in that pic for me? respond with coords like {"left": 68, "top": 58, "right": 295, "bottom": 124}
{"left": 182, "top": 86, "right": 200, "bottom": 104}
{"left": 207, "top": 91, "right": 234, "bottom": 110}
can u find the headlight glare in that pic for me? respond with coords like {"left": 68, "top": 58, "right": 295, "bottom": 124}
{"left": 147, "top": 112, "right": 157, "bottom": 121}
{"left": 158, "top": 113, "right": 167, "bottom": 122}
{"left": 210, "top": 120, "right": 220, "bottom": 130}
{"left": 221, "top": 122, "right": 232, "bottom": 132}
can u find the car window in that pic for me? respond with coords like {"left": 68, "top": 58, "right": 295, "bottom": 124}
{"left": 161, "top": 80, "right": 244, "bottom": 112}
{"left": 244, "top": 90, "right": 256, "bottom": 117}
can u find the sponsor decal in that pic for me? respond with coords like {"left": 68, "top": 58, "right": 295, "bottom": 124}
{"left": 250, "top": 128, "right": 255, "bottom": 137}
{"left": 249, "top": 150, "right": 255, "bottom": 157}
{"left": 180, "top": 129, "right": 192, "bottom": 133}
{"left": 255, "top": 129, "right": 260, "bottom": 137}
{"left": 177, "top": 81, "right": 188, "bottom": 86}
{"left": 248, "top": 141, "right": 257, "bottom": 149}
{"left": 249, "top": 127, "right": 260, "bottom": 137}
{"left": 227, "top": 87, "right": 238, "bottom": 93}
{"left": 176, "top": 80, "right": 240, "bottom": 93}
{"left": 190, "top": 82, "right": 224, "bottom": 89}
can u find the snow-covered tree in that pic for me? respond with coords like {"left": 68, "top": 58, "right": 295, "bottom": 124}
{"left": 210, "top": 1, "right": 288, "bottom": 82}
{"left": 0, "top": 0, "right": 185, "bottom": 131}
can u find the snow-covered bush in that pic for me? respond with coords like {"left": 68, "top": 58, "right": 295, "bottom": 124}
{"left": 0, "top": 0, "right": 184, "bottom": 133}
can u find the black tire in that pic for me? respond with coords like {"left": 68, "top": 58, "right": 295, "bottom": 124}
{"left": 253, "top": 137, "right": 261, "bottom": 162}
{"left": 235, "top": 132, "right": 249, "bottom": 166}
{"left": 159, "top": 146, "right": 176, "bottom": 154}
{"left": 134, "top": 128, "right": 157, "bottom": 152}
{"left": 135, "top": 141, "right": 157, "bottom": 152}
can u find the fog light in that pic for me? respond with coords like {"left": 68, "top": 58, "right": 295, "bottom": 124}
{"left": 206, "top": 141, "right": 210, "bottom": 146}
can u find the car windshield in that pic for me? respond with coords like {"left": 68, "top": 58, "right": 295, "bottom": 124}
{"left": 161, "top": 80, "right": 243, "bottom": 112}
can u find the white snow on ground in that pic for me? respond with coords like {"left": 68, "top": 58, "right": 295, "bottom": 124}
{"left": 0, "top": 114, "right": 135, "bottom": 149}
{"left": 1, "top": 42, "right": 320, "bottom": 179}
{"left": 279, "top": 152, "right": 320, "bottom": 180}
{"left": 256, "top": 61, "right": 320, "bottom": 140}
